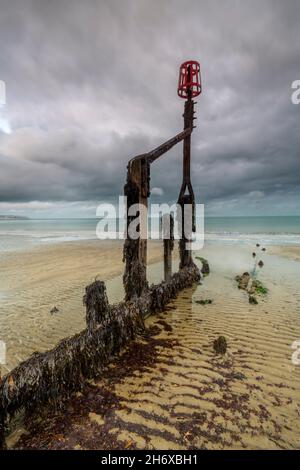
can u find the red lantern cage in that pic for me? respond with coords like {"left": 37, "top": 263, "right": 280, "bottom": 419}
{"left": 177, "top": 60, "right": 202, "bottom": 99}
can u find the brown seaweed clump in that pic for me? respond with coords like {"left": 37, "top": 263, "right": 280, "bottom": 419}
{"left": 249, "top": 295, "right": 258, "bottom": 305}
{"left": 235, "top": 272, "right": 250, "bottom": 291}
{"left": 213, "top": 336, "right": 227, "bottom": 355}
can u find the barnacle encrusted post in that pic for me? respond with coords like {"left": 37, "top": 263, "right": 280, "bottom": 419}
{"left": 84, "top": 280, "right": 110, "bottom": 330}
{"left": 123, "top": 158, "right": 149, "bottom": 301}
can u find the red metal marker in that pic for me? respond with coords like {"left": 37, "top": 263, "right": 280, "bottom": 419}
{"left": 177, "top": 60, "right": 202, "bottom": 99}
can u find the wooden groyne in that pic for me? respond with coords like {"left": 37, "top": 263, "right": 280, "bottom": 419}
{"left": 0, "top": 266, "right": 200, "bottom": 448}
{"left": 0, "top": 61, "right": 202, "bottom": 448}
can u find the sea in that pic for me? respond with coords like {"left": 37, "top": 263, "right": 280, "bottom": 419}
{"left": 0, "top": 216, "right": 299, "bottom": 253}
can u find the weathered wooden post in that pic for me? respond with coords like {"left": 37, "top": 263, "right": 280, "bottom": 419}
{"left": 123, "top": 157, "right": 149, "bottom": 301}
{"left": 84, "top": 280, "right": 111, "bottom": 330}
{"left": 177, "top": 61, "right": 202, "bottom": 269}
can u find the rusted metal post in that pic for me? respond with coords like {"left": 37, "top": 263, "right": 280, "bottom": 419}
{"left": 178, "top": 82, "right": 196, "bottom": 269}
{"left": 162, "top": 214, "right": 174, "bottom": 281}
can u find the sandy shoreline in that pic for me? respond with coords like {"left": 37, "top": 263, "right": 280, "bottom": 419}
{"left": 7, "top": 241, "right": 300, "bottom": 450}
{"left": 0, "top": 239, "right": 164, "bottom": 286}
{"left": 1, "top": 240, "right": 300, "bottom": 449}
{"left": 0, "top": 240, "right": 299, "bottom": 372}
{"left": 268, "top": 245, "right": 300, "bottom": 261}
{"left": 0, "top": 240, "right": 165, "bottom": 371}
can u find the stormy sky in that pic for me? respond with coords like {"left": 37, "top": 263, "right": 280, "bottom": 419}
{"left": 0, "top": 0, "right": 299, "bottom": 217}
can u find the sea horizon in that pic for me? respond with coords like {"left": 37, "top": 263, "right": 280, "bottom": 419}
{"left": 0, "top": 215, "right": 299, "bottom": 253}
{"left": 1, "top": 214, "right": 299, "bottom": 219}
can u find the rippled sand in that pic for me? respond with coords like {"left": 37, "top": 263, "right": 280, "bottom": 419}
{"left": 7, "top": 243, "right": 300, "bottom": 450}
{"left": 269, "top": 245, "right": 300, "bottom": 261}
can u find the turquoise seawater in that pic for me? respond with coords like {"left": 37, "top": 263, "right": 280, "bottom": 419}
{"left": 0, "top": 216, "right": 299, "bottom": 253}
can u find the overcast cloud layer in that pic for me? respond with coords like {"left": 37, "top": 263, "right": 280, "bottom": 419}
{"left": 0, "top": 0, "right": 300, "bottom": 217}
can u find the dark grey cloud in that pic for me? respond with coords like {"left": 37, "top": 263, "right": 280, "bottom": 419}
{"left": 0, "top": 0, "right": 300, "bottom": 216}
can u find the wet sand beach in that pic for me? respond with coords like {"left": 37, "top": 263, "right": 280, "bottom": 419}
{"left": 0, "top": 240, "right": 164, "bottom": 372}
{"left": 269, "top": 245, "right": 300, "bottom": 261}
{"left": 2, "top": 242, "right": 299, "bottom": 449}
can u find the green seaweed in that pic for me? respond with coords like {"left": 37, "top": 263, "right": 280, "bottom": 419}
{"left": 253, "top": 280, "right": 268, "bottom": 295}
{"left": 195, "top": 299, "right": 213, "bottom": 305}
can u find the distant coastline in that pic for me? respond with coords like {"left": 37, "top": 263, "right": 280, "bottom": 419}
{"left": 0, "top": 215, "right": 29, "bottom": 220}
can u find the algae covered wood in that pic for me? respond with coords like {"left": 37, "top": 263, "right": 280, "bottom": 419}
{"left": 0, "top": 265, "right": 200, "bottom": 447}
